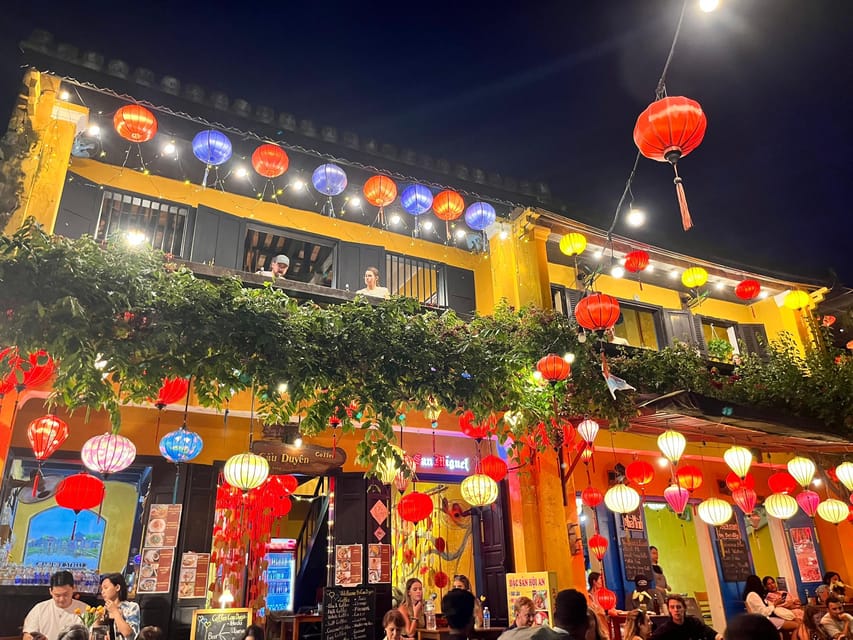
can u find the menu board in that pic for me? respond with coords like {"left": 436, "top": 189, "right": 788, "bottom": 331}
{"left": 190, "top": 608, "right": 252, "bottom": 640}
{"left": 367, "top": 544, "right": 390, "bottom": 584}
{"left": 716, "top": 522, "right": 752, "bottom": 582}
{"left": 621, "top": 537, "right": 653, "bottom": 584}
{"left": 145, "top": 504, "right": 183, "bottom": 548}
{"left": 138, "top": 547, "right": 175, "bottom": 594}
{"left": 334, "top": 545, "right": 362, "bottom": 586}
{"left": 322, "top": 586, "right": 375, "bottom": 640}
{"left": 178, "top": 552, "right": 211, "bottom": 599}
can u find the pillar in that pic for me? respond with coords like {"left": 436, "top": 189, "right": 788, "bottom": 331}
{"left": 487, "top": 210, "right": 553, "bottom": 310}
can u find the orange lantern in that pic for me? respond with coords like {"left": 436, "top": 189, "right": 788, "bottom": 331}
{"left": 363, "top": 175, "right": 398, "bottom": 208}
{"left": 27, "top": 415, "right": 69, "bottom": 492}
{"left": 113, "top": 104, "right": 158, "bottom": 143}
{"left": 588, "top": 534, "right": 608, "bottom": 561}
{"left": 626, "top": 460, "right": 655, "bottom": 487}
{"left": 633, "top": 96, "right": 707, "bottom": 231}
{"left": 536, "top": 354, "right": 570, "bottom": 382}
{"left": 432, "top": 190, "right": 465, "bottom": 221}
{"left": 675, "top": 464, "right": 703, "bottom": 493}
{"left": 251, "top": 144, "right": 289, "bottom": 178}
{"left": 574, "top": 293, "right": 620, "bottom": 331}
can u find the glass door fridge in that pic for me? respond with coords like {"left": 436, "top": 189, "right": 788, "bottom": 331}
{"left": 265, "top": 538, "right": 297, "bottom": 613}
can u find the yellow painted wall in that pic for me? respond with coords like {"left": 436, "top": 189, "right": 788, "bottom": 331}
{"left": 643, "top": 505, "right": 706, "bottom": 598}
{"left": 10, "top": 479, "right": 137, "bottom": 573}
{"left": 748, "top": 525, "right": 778, "bottom": 581}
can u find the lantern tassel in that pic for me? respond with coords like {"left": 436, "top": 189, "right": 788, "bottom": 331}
{"left": 32, "top": 464, "right": 41, "bottom": 498}
{"left": 70, "top": 515, "right": 78, "bottom": 540}
{"left": 672, "top": 166, "right": 693, "bottom": 231}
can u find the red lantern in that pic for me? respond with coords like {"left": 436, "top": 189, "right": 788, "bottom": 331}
{"left": 725, "top": 472, "right": 755, "bottom": 492}
{"left": 113, "top": 105, "right": 158, "bottom": 143}
{"left": 624, "top": 251, "right": 650, "bottom": 273}
{"left": 433, "top": 190, "right": 465, "bottom": 221}
{"left": 626, "top": 460, "right": 655, "bottom": 487}
{"left": 735, "top": 279, "right": 761, "bottom": 301}
{"left": 581, "top": 485, "right": 604, "bottom": 508}
{"left": 55, "top": 473, "right": 105, "bottom": 538}
{"left": 732, "top": 487, "right": 757, "bottom": 515}
{"left": 822, "top": 315, "right": 837, "bottom": 327}
{"left": 27, "top": 415, "right": 68, "bottom": 461}
{"left": 768, "top": 471, "right": 798, "bottom": 495}
{"left": 251, "top": 144, "right": 290, "bottom": 178}
{"left": 796, "top": 490, "right": 820, "bottom": 518}
{"left": 433, "top": 571, "right": 449, "bottom": 589}
{"left": 664, "top": 485, "right": 690, "bottom": 515}
{"left": 459, "top": 411, "right": 494, "bottom": 440}
{"left": 676, "top": 464, "right": 703, "bottom": 493}
{"left": 574, "top": 293, "right": 620, "bottom": 331}
{"left": 21, "top": 350, "right": 55, "bottom": 388}
{"left": 633, "top": 96, "right": 707, "bottom": 231}
{"left": 397, "top": 491, "right": 433, "bottom": 523}
{"left": 479, "top": 455, "right": 508, "bottom": 482}
{"left": 597, "top": 588, "right": 617, "bottom": 612}
{"left": 152, "top": 377, "right": 189, "bottom": 410}
{"left": 268, "top": 474, "right": 299, "bottom": 496}
{"left": 363, "top": 175, "right": 398, "bottom": 208}
{"left": 580, "top": 444, "right": 594, "bottom": 464}
{"left": 588, "top": 534, "right": 608, "bottom": 561}
{"left": 536, "top": 354, "right": 570, "bottom": 382}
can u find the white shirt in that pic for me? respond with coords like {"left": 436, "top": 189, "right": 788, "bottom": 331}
{"left": 23, "top": 598, "right": 88, "bottom": 640}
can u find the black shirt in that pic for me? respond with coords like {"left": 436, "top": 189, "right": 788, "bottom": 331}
{"left": 651, "top": 617, "right": 718, "bottom": 640}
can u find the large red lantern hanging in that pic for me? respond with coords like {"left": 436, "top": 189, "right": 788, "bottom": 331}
{"left": 113, "top": 104, "right": 158, "bottom": 143}
{"left": 767, "top": 471, "right": 798, "bottom": 495}
{"left": 732, "top": 487, "right": 757, "bottom": 515}
{"left": 459, "top": 411, "right": 494, "bottom": 441}
{"left": 251, "top": 144, "right": 290, "bottom": 178}
{"left": 267, "top": 474, "right": 299, "bottom": 496}
{"left": 55, "top": 472, "right": 106, "bottom": 538}
{"left": 574, "top": 293, "right": 621, "bottom": 331}
{"left": 624, "top": 251, "right": 650, "bottom": 273}
{"left": 597, "top": 588, "right": 617, "bottom": 612}
{"left": 581, "top": 485, "right": 604, "bottom": 508}
{"left": 588, "top": 534, "right": 608, "bottom": 561}
{"left": 152, "top": 377, "right": 190, "bottom": 409}
{"left": 675, "top": 464, "right": 703, "bottom": 493}
{"left": 536, "top": 354, "right": 571, "bottom": 382}
{"left": 725, "top": 472, "right": 755, "bottom": 492}
{"left": 432, "top": 190, "right": 465, "bottom": 221}
{"left": 735, "top": 279, "right": 761, "bottom": 301}
{"left": 27, "top": 415, "right": 69, "bottom": 490}
{"left": 633, "top": 96, "right": 707, "bottom": 231}
{"left": 479, "top": 455, "right": 508, "bottom": 483}
{"left": 363, "top": 175, "right": 398, "bottom": 208}
{"left": 397, "top": 491, "right": 433, "bottom": 523}
{"left": 626, "top": 460, "right": 655, "bottom": 487}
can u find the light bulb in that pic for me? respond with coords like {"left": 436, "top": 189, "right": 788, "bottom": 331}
{"left": 88, "top": 125, "right": 100, "bottom": 136}
{"left": 235, "top": 167, "right": 248, "bottom": 178}
{"left": 499, "top": 229, "right": 509, "bottom": 240}
{"left": 291, "top": 179, "right": 305, "bottom": 190}
{"left": 610, "top": 265, "right": 625, "bottom": 279}
{"left": 455, "top": 229, "right": 467, "bottom": 239}
{"left": 350, "top": 197, "right": 361, "bottom": 206}
{"left": 125, "top": 231, "right": 146, "bottom": 246}
{"left": 390, "top": 214, "right": 401, "bottom": 226}
{"left": 699, "top": 0, "right": 719, "bottom": 12}
{"left": 59, "top": 90, "right": 70, "bottom": 100}
{"left": 626, "top": 208, "right": 646, "bottom": 227}
{"left": 163, "top": 142, "right": 176, "bottom": 155}
{"left": 423, "top": 220, "right": 434, "bottom": 231}
{"left": 294, "top": 435, "right": 303, "bottom": 448}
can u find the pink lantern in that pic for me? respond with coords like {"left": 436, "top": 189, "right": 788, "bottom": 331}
{"left": 81, "top": 432, "right": 137, "bottom": 476}
{"left": 664, "top": 485, "right": 690, "bottom": 515}
{"left": 732, "top": 487, "right": 757, "bottom": 515}
{"left": 796, "top": 490, "right": 820, "bottom": 518}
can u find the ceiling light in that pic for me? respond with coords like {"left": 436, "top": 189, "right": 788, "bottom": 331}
{"left": 593, "top": 250, "right": 603, "bottom": 260}
{"left": 499, "top": 228, "right": 509, "bottom": 240}
{"left": 563, "top": 352, "right": 575, "bottom": 363}
{"left": 669, "top": 270, "right": 679, "bottom": 279}
{"left": 390, "top": 214, "right": 401, "bottom": 226}
{"left": 291, "top": 179, "right": 305, "bottom": 190}
{"left": 87, "top": 125, "right": 100, "bottom": 136}
{"left": 125, "top": 231, "right": 146, "bottom": 246}
{"left": 626, "top": 208, "right": 646, "bottom": 227}
{"left": 657, "top": 457, "right": 669, "bottom": 468}
{"left": 349, "top": 197, "right": 361, "bottom": 206}
{"left": 699, "top": 0, "right": 719, "bottom": 12}
{"left": 163, "top": 142, "right": 176, "bottom": 155}
{"left": 235, "top": 167, "right": 248, "bottom": 178}
{"left": 423, "top": 220, "right": 434, "bottom": 231}
{"left": 759, "top": 290, "right": 769, "bottom": 299}
{"left": 714, "top": 281, "right": 724, "bottom": 290}
{"left": 59, "top": 90, "right": 70, "bottom": 101}
{"left": 455, "top": 229, "right": 467, "bottom": 239}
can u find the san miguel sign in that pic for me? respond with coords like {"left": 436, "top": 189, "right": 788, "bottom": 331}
{"left": 251, "top": 440, "right": 347, "bottom": 475}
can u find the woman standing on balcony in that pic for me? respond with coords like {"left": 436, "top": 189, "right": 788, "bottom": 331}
{"left": 357, "top": 267, "right": 390, "bottom": 299}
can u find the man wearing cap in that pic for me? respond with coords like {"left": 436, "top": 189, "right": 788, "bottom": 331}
{"left": 257, "top": 254, "right": 289, "bottom": 278}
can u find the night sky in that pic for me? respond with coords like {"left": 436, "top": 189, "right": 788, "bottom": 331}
{"left": 3, "top": 1, "right": 852, "bottom": 284}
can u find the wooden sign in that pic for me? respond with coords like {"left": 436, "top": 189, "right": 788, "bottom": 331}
{"left": 190, "top": 608, "right": 252, "bottom": 640}
{"left": 716, "top": 522, "right": 752, "bottom": 582}
{"left": 322, "top": 586, "right": 375, "bottom": 640}
{"left": 252, "top": 440, "right": 347, "bottom": 475}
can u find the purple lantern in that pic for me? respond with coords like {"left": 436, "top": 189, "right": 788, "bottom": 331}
{"left": 81, "top": 432, "right": 137, "bottom": 476}
{"left": 312, "top": 163, "right": 348, "bottom": 196}
{"left": 464, "top": 202, "right": 496, "bottom": 231}
{"left": 400, "top": 184, "right": 433, "bottom": 216}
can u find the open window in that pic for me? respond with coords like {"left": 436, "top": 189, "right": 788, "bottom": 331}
{"left": 242, "top": 225, "right": 335, "bottom": 286}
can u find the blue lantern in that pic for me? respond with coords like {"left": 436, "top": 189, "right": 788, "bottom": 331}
{"left": 312, "top": 163, "right": 348, "bottom": 196}
{"left": 159, "top": 425, "right": 204, "bottom": 463}
{"left": 401, "top": 184, "right": 433, "bottom": 216}
{"left": 192, "top": 130, "right": 232, "bottom": 166}
{"left": 464, "top": 202, "right": 496, "bottom": 231}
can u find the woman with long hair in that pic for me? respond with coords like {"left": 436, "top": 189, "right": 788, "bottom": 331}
{"left": 742, "top": 574, "right": 799, "bottom": 633}
{"left": 398, "top": 578, "right": 425, "bottom": 638}
{"left": 100, "top": 573, "right": 140, "bottom": 640}
{"left": 587, "top": 573, "right": 612, "bottom": 640}
{"left": 623, "top": 609, "right": 651, "bottom": 640}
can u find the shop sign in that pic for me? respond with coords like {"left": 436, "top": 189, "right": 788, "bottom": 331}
{"left": 506, "top": 571, "right": 558, "bottom": 627}
{"left": 410, "top": 453, "right": 471, "bottom": 473}
{"left": 251, "top": 440, "right": 346, "bottom": 475}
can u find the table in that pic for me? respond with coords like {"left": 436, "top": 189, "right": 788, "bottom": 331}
{"left": 418, "top": 628, "right": 506, "bottom": 640}
{"left": 267, "top": 613, "right": 323, "bottom": 640}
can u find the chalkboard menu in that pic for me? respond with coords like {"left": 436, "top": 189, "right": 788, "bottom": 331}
{"left": 621, "top": 537, "right": 654, "bottom": 583}
{"left": 323, "top": 586, "right": 376, "bottom": 640}
{"left": 716, "top": 522, "right": 752, "bottom": 582}
{"left": 190, "top": 608, "right": 252, "bottom": 640}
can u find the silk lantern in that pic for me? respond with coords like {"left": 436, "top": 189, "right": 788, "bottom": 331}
{"left": 796, "top": 490, "right": 820, "bottom": 518}
{"left": 816, "top": 499, "right": 849, "bottom": 524}
{"left": 764, "top": 493, "right": 798, "bottom": 520}
{"left": 464, "top": 202, "right": 496, "bottom": 231}
{"left": 681, "top": 267, "right": 708, "bottom": 289}
{"left": 312, "top": 163, "right": 348, "bottom": 196}
{"left": 577, "top": 419, "right": 600, "bottom": 446}
{"left": 251, "top": 144, "right": 289, "bottom": 178}
{"left": 433, "top": 190, "right": 465, "bottom": 220}
{"left": 633, "top": 96, "right": 707, "bottom": 231}
{"left": 675, "top": 465, "right": 703, "bottom": 493}
{"left": 574, "top": 293, "right": 620, "bottom": 331}
{"left": 664, "top": 485, "right": 690, "bottom": 515}
{"left": 624, "top": 250, "right": 650, "bottom": 273}
{"left": 597, "top": 588, "right": 617, "bottom": 612}
{"left": 767, "top": 471, "right": 797, "bottom": 495}
{"left": 461, "top": 473, "right": 499, "bottom": 507}
{"left": 376, "top": 445, "right": 407, "bottom": 485}
{"left": 192, "top": 130, "right": 232, "bottom": 187}
{"left": 726, "top": 472, "right": 755, "bottom": 492}
{"left": 657, "top": 430, "right": 686, "bottom": 466}
{"left": 604, "top": 484, "right": 640, "bottom": 513}
{"left": 732, "top": 487, "right": 757, "bottom": 515}
{"left": 536, "top": 354, "right": 570, "bottom": 382}
{"left": 55, "top": 473, "right": 105, "bottom": 538}
{"left": 723, "top": 446, "right": 753, "bottom": 479}
{"left": 582, "top": 485, "right": 604, "bottom": 508}
{"left": 364, "top": 175, "right": 398, "bottom": 208}
{"left": 400, "top": 184, "right": 433, "bottom": 216}
{"left": 787, "top": 457, "right": 816, "bottom": 488}
{"left": 559, "top": 233, "right": 587, "bottom": 257}
{"left": 783, "top": 290, "right": 811, "bottom": 310}
{"left": 223, "top": 452, "right": 270, "bottom": 492}
{"left": 27, "top": 414, "right": 68, "bottom": 494}
{"left": 626, "top": 461, "right": 655, "bottom": 488}
{"left": 588, "top": 534, "right": 608, "bottom": 561}
{"left": 159, "top": 425, "right": 203, "bottom": 463}
{"left": 81, "top": 432, "right": 136, "bottom": 476}
{"left": 479, "top": 455, "right": 508, "bottom": 482}
{"left": 697, "top": 498, "right": 733, "bottom": 526}
{"left": 152, "top": 377, "right": 189, "bottom": 409}
{"left": 835, "top": 462, "right": 853, "bottom": 491}
{"left": 735, "top": 279, "right": 761, "bottom": 301}
{"left": 113, "top": 105, "right": 158, "bottom": 143}
{"left": 397, "top": 491, "right": 432, "bottom": 522}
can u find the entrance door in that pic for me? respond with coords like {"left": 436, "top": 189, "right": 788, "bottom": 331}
{"left": 706, "top": 511, "right": 754, "bottom": 620}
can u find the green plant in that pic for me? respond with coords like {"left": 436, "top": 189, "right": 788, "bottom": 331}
{"left": 706, "top": 337, "right": 734, "bottom": 362}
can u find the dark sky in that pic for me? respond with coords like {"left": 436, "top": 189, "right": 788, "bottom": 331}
{"left": 3, "top": 0, "right": 852, "bottom": 284}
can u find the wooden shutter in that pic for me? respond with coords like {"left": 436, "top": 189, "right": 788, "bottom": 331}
{"left": 189, "top": 205, "right": 245, "bottom": 269}
{"left": 336, "top": 242, "right": 385, "bottom": 292}
{"left": 445, "top": 265, "right": 476, "bottom": 317}
{"left": 54, "top": 174, "right": 101, "bottom": 238}
{"left": 736, "top": 323, "right": 770, "bottom": 360}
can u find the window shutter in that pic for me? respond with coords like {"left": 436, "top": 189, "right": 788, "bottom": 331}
{"left": 736, "top": 323, "right": 769, "bottom": 360}
{"left": 55, "top": 174, "right": 101, "bottom": 238}
{"left": 190, "top": 205, "right": 245, "bottom": 269}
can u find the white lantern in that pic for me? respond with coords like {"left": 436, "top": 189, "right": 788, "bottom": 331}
{"left": 835, "top": 462, "right": 853, "bottom": 491}
{"left": 577, "top": 419, "right": 600, "bottom": 445}
{"left": 764, "top": 493, "right": 799, "bottom": 520}
{"left": 604, "top": 484, "right": 641, "bottom": 514}
{"left": 697, "top": 498, "right": 733, "bottom": 526}
{"left": 816, "top": 499, "right": 849, "bottom": 525}
{"left": 787, "top": 456, "right": 816, "bottom": 488}
{"left": 223, "top": 452, "right": 269, "bottom": 491}
{"left": 723, "top": 446, "right": 753, "bottom": 479}
{"left": 376, "top": 445, "right": 405, "bottom": 485}
{"left": 460, "top": 473, "right": 499, "bottom": 507}
{"left": 657, "top": 430, "right": 686, "bottom": 466}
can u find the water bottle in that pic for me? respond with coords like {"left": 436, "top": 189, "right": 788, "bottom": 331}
{"left": 483, "top": 607, "right": 491, "bottom": 629}
{"left": 425, "top": 600, "right": 436, "bottom": 630}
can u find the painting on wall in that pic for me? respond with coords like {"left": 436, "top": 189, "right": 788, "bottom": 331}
{"left": 24, "top": 506, "right": 106, "bottom": 569}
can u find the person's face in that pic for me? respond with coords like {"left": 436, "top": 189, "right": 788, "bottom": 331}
{"left": 650, "top": 548, "right": 659, "bottom": 563}
{"left": 764, "top": 578, "right": 777, "bottom": 592}
{"left": 668, "top": 600, "right": 685, "bottom": 625}
{"left": 364, "top": 270, "right": 377, "bottom": 288}
{"left": 828, "top": 602, "right": 845, "bottom": 620}
{"left": 829, "top": 575, "right": 841, "bottom": 586}
{"left": 639, "top": 619, "right": 651, "bottom": 638}
{"left": 453, "top": 579, "right": 466, "bottom": 591}
{"left": 101, "top": 578, "right": 120, "bottom": 601}
{"left": 409, "top": 581, "right": 423, "bottom": 602}
{"left": 818, "top": 590, "right": 830, "bottom": 604}
{"left": 385, "top": 624, "right": 404, "bottom": 640}
{"left": 272, "top": 261, "right": 288, "bottom": 276}
{"left": 515, "top": 605, "right": 534, "bottom": 628}
{"left": 50, "top": 585, "right": 74, "bottom": 609}
{"left": 593, "top": 575, "right": 603, "bottom": 589}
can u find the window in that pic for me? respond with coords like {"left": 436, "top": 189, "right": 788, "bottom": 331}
{"left": 96, "top": 190, "right": 189, "bottom": 255}
{"left": 386, "top": 253, "right": 446, "bottom": 306}
{"left": 700, "top": 318, "right": 739, "bottom": 362}
{"left": 617, "top": 305, "right": 662, "bottom": 350}
{"left": 242, "top": 225, "right": 335, "bottom": 286}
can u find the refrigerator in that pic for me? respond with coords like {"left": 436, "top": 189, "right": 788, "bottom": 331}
{"left": 265, "top": 538, "right": 297, "bottom": 613}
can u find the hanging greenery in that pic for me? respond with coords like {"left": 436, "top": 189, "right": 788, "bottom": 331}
{"left": 1, "top": 220, "right": 851, "bottom": 472}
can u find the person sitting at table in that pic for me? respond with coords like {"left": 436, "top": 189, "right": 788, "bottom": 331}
{"left": 587, "top": 572, "right": 614, "bottom": 640}
{"left": 100, "top": 573, "right": 140, "bottom": 640}
{"left": 453, "top": 574, "right": 484, "bottom": 628}
{"left": 57, "top": 626, "right": 90, "bottom": 640}
{"left": 824, "top": 573, "right": 848, "bottom": 601}
{"left": 820, "top": 596, "right": 853, "bottom": 640}
{"left": 742, "top": 575, "right": 799, "bottom": 634}
{"left": 399, "top": 578, "right": 425, "bottom": 638}
{"left": 383, "top": 610, "right": 406, "bottom": 640}
{"left": 500, "top": 596, "right": 537, "bottom": 639}
{"left": 240, "top": 625, "right": 264, "bottom": 640}
{"left": 532, "top": 589, "right": 589, "bottom": 640}
{"left": 818, "top": 586, "right": 832, "bottom": 605}
{"left": 650, "top": 594, "right": 722, "bottom": 640}
{"left": 257, "top": 254, "right": 289, "bottom": 278}
{"left": 624, "top": 609, "right": 652, "bottom": 640}
{"left": 442, "top": 588, "right": 476, "bottom": 639}
{"left": 797, "top": 606, "right": 826, "bottom": 640}
{"left": 724, "top": 614, "right": 780, "bottom": 640}
{"left": 763, "top": 576, "right": 802, "bottom": 610}
{"left": 23, "top": 570, "right": 87, "bottom": 640}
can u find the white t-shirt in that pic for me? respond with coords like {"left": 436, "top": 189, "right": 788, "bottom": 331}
{"left": 23, "top": 598, "right": 88, "bottom": 640}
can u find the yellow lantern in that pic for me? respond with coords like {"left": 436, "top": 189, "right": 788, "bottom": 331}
{"left": 816, "top": 499, "right": 849, "bottom": 524}
{"left": 559, "top": 233, "right": 587, "bottom": 257}
{"left": 697, "top": 498, "right": 733, "bottom": 526}
{"left": 723, "top": 446, "right": 753, "bottom": 479}
{"left": 834, "top": 462, "right": 853, "bottom": 491}
{"left": 787, "top": 456, "right": 816, "bottom": 488}
{"left": 657, "top": 430, "right": 686, "bottom": 466}
{"left": 460, "top": 473, "right": 499, "bottom": 507}
{"left": 764, "top": 493, "right": 798, "bottom": 520}
{"left": 681, "top": 267, "right": 708, "bottom": 289}
{"left": 577, "top": 419, "right": 600, "bottom": 445}
{"left": 376, "top": 445, "right": 405, "bottom": 485}
{"left": 783, "top": 290, "right": 811, "bottom": 310}
{"left": 604, "top": 484, "right": 641, "bottom": 514}
{"left": 223, "top": 452, "right": 269, "bottom": 491}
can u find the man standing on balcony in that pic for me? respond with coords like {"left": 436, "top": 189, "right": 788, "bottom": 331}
{"left": 257, "top": 254, "right": 289, "bottom": 278}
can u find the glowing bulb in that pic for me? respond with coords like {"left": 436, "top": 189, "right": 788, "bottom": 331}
{"left": 499, "top": 229, "right": 509, "bottom": 240}
{"left": 759, "top": 290, "right": 769, "bottom": 299}
{"left": 390, "top": 214, "right": 402, "bottom": 226}
{"left": 610, "top": 265, "right": 625, "bottom": 279}
{"left": 812, "top": 478, "right": 822, "bottom": 487}
{"left": 291, "top": 179, "right": 305, "bottom": 190}
{"left": 219, "top": 588, "right": 234, "bottom": 607}
{"left": 657, "top": 457, "right": 669, "bottom": 468}
{"left": 423, "top": 220, "right": 434, "bottom": 231}
{"left": 455, "top": 229, "right": 467, "bottom": 239}
{"left": 714, "top": 281, "right": 724, "bottom": 290}
{"left": 532, "top": 371, "right": 543, "bottom": 382}
{"left": 59, "top": 90, "right": 70, "bottom": 100}
{"left": 125, "top": 231, "right": 146, "bottom": 246}
{"left": 277, "top": 382, "right": 288, "bottom": 393}
{"left": 564, "top": 353, "right": 575, "bottom": 364}
{"left": 294, "top": 435, "right": 303, "bottom": 448}
{"left": 350, "top": 197, "right": 361, "bottom": 206}
{"left": 669, "top": 270, "right": 679, "bottom": 279}
{"left": 235, "top": 167, "right": 248, "bottom": 178}
{"left": 163, "top": 142, "right": 176, "bottom": 155}
{"left": 699, "top": 0, "right": 719, "bottom": 12}
{"left": 88, "top": 125, "right": 100, "bottom": 136}
{"left": 593, "top": 250, "right": 603, "bottom": 260}
{"left": 626, "top": 208, "right": 646, "bottom": 227}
